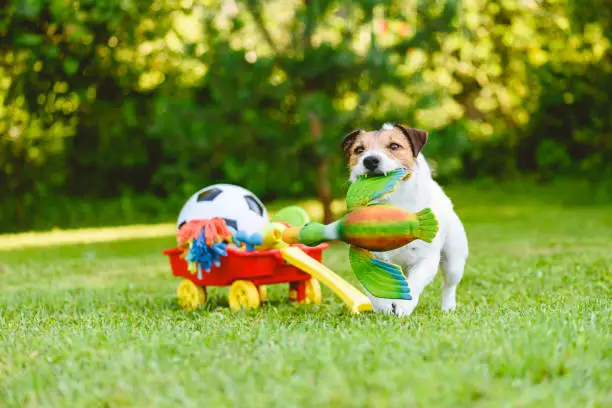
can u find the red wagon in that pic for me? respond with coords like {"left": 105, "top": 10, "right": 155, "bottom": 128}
{"left": 163, "top": 243, "right": 329, "bottom": 311}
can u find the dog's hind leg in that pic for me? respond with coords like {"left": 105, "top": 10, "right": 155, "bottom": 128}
{"left": 440, "top": 213, "right": 468, "bottom": 311}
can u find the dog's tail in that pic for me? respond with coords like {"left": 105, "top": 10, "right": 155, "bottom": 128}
{"left": 414, "top": 208, "right": 439, "bottom": 243}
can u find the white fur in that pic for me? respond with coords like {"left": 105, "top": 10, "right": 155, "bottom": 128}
{"left": 350, "top": 138, "right": 469, "bottom": 317}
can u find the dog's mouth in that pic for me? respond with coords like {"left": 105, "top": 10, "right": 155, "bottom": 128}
{"left": 362, "top": 167, "right": 409, "bottom": 178}
{"left": 363, "top": 170, "right": 385, "bottom": 178}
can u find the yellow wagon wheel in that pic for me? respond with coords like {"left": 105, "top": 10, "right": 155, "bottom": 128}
{"left": 258, "top": 285, "right": 268, "bottom": 302}
{"left": 304, "top": 279, "right": 322, "bottom": 304}
{"left": 177, "top": 279, "right": 206, "bottom": 311}
{"left": 229, "top": 280, "right": 261, "bottom": 311}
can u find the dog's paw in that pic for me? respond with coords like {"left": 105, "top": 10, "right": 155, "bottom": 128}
{"left": 363, "top": 287, "right": 418, "bottom": 317}
{"left": 441, "top": 287, "right": 457, "bottom": 312}
{"left": 441, "top": 300, "right": 456, "bottom": 312}
{"left": 370, "top": 297, "right": 416, "bottom": 317}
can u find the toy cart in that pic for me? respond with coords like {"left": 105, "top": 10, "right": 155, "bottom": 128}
{"left": 163, "top": 243, "right": 329, "bottom": 311}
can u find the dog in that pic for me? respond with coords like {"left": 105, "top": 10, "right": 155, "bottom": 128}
{"left": 341, "top": 123, "right": 469, "bottom": 317}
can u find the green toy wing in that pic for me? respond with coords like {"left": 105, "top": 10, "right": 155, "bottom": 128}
{"left": 348, "top": 246, "right": 412, "bottom": 300}
{"left": 346, "top": 168, "right": 410, "bottom": 211}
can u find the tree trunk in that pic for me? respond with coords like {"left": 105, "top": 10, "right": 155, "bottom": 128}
{"left": 308, "top": 113, "right": 333, "bottom": 224}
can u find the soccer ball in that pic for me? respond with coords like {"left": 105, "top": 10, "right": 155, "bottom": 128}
{"left": 177, "top": 184, "right": 269, "bottom": 235}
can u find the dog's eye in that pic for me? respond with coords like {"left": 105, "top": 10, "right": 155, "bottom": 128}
{"left": 354, "top": 146, "right": 365, "bottom": 154}
{"left": 389, "top": 143, "right": 401, "bottom": 150}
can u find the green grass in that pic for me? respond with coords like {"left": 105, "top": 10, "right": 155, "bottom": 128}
{"left": 1, "top": 184, "right": 611, "bottom": 407}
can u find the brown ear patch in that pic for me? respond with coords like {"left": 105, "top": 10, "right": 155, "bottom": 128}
{"left": 394, "top": 124, "right": 428, "bottom": 157}
{"left": 341, "top": 129, "right": 364, "bottom": 156}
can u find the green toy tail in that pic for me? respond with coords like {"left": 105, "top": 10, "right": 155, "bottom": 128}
{"left": 414, "top": 208, "right": 439, "bottom": 243}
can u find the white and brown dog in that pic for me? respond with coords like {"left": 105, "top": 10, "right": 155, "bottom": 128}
{"left": 341, "top": 123, "right": 469, "bottom": 317}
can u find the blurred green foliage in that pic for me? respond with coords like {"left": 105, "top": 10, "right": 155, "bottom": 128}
{"left": 0, "top": 0, "right": 611, "bottom": 232}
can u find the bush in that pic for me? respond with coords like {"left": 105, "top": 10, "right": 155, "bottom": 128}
{"left": 0, "top": 0, "right": 610, "bottom": 232}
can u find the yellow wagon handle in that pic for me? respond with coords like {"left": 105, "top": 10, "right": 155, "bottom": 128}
{"left": 257, "top": 222, "right": 372, "bottom": 314}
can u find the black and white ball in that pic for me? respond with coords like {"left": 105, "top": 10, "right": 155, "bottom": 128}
{"left": 177, "top": 184, "right": 269, "bottom": 234}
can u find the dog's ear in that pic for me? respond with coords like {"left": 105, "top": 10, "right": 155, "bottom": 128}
{"left": 341, "top": 129, "right": 364, "bottom": 156}
{"left": 394, "top": 124, "right": 428, "bottom": 157}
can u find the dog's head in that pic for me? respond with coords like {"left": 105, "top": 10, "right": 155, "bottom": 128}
{"left": 341, "top": 123, "right": 428, "bottom": 182}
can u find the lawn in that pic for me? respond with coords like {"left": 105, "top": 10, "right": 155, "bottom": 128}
{"left": 1, "top": 182, "right": 611, "bottom": 407}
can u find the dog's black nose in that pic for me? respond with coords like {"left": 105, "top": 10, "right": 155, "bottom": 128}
{"left": 363, "top": 156, "right": 380, "bottom": 171}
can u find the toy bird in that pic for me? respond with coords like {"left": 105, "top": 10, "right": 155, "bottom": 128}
{"left": 282, "top": 168, "right": 439, "bottom": 301}
{"left": 284, "top": 204, "right": 438, "bottom": 251}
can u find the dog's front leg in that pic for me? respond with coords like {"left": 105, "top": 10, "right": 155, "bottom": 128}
{"left": 365, "top": 254, "right": 440, "bottom": 317}
{"left": 390, "top": 255, "right": 441, "bottom": 317}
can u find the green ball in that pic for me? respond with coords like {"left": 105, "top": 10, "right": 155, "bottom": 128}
{"left": 271, "top": 206, "right": 310, "bottom": 227}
